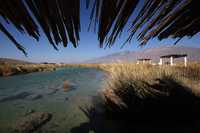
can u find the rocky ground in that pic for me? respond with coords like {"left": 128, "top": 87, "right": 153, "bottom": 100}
{"left": 13, "top": 112, "right": 52, "bottom": 133}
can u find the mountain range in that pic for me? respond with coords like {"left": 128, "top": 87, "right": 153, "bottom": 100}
{"left": 86, "top": 46, "right": 200, "bottom": 63}
{"left": 1, "top": 46, "right": 200, "bottom": 64}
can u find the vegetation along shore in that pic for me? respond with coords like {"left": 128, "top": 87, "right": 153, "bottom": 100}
{"left": 0, "top": 64, "right": 60, "bottom": 76}
{"left": 77, "top": 62, "right": 200, "bottom": 132}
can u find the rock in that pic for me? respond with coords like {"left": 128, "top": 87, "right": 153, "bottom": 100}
{"left": 13, "top": 112, "right": 52, "bottom": 133}
{"left": 63, "top": 80, "right": 72, "bottom": 92}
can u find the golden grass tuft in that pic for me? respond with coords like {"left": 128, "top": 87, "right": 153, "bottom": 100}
{"left": 102, "top": 63, "right": 200, "bottom": 95}
{"left": 99, "top": 63, "right": 200, "bottom": 123}
{"left": 0, "top": 63, "right": 64, "bottom": 76}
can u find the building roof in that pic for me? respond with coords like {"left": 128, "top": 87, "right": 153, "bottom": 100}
{"left": 137, "top": 58, "right": 152, "bottom": 61}
{"left": 160, "top": 54, "right": 187, "bottom": 58}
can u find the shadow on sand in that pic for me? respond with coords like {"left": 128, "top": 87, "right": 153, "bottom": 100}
{"left": 71, "top": 76, "right": 200, "bottom": 133}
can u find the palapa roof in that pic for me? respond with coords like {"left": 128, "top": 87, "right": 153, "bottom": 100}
{"left": 0, "top": 0, "right": 199, "bottom": 55}
{"left": 160, "top": 54, "right": 187, "bottom": 58}
{"left": 137, "top": 58, "right": 152, "bottom": 61}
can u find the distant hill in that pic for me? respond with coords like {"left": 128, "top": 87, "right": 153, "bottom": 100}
{"left": 0, "top": 58, "right": 33, "bottom": 65}
{"left": 86, "top": 46, "right": 200, "bottom": 63}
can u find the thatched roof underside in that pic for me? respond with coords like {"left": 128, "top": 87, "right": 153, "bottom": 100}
{"left": 161, "top": 54, "right": 187, "bottom": 58}
{"left": 0, "top": 0, "right": 199, "bottom": 55}
{"left": 137, "top": 58, "right": 152, "bottom": 61}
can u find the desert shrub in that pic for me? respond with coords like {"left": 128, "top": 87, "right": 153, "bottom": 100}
{"left": 101, "top": 64, "right": 200, "bottom": 124}
{"left": 175, "top": 66, "right": 200, "bottom": 81}
{"left": 0, "top": 64, "right": 20, "bottom": 76}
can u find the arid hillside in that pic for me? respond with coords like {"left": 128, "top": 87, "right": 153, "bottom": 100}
{"left": 86, "top": 46, "right": 200, "bottom": 63}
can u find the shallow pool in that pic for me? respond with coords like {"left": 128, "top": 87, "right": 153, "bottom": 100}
{"left": 0, "top": 67, "right": 106, "bottom": 133}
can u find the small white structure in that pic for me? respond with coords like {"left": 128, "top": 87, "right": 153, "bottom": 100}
{"left": 137, "top": 58, "right": 152, "bottom": 64}
{"left": 159, "top": 54, "right": 188, "bottom": 67}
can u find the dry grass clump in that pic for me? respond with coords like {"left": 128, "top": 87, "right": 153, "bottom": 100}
{"left": 62, "top": 63, "right": 109, "bottom": 71}
{"left": 0, "top": 64, "right": 20, "bottom": 76}
{"left": 174, "top": 63, "right": 200, "bottom": 81}
{"left": 101, "top": 63, "right": 200, "bottom": 124}
{"left": 0, "top": 64, "right": 60, "bottom": 76}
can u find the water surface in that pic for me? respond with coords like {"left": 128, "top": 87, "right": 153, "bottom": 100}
{"left": 0, "top": 67, "right": 106, "bottom": 133}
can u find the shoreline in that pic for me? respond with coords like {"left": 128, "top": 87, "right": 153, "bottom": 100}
{"left": 0, "top": 64, "right": 62, "bottom": 77}
{"left": 0, "top": 63, "right": 106, "bottom": 77}
{"left": 1, "top": 62, "right": 200, "bottom": 77}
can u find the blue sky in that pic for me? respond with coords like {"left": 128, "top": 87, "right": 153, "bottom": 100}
{"left": 0, "top": 1, "right": 200, "bottom": 63}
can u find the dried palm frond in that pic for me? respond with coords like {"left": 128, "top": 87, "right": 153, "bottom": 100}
{"left": 90, "top": 0, "right": 199, "bottom": 47}
{"left": 0, "top": 0, "right": 199, "bottom": 54}
{"left": 0, "top": 22, "right": 27, "bottom": 56}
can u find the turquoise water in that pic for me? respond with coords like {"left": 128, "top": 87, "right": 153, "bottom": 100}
{"left": 0, "top": 67, "right": 106, "bottom": 133}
